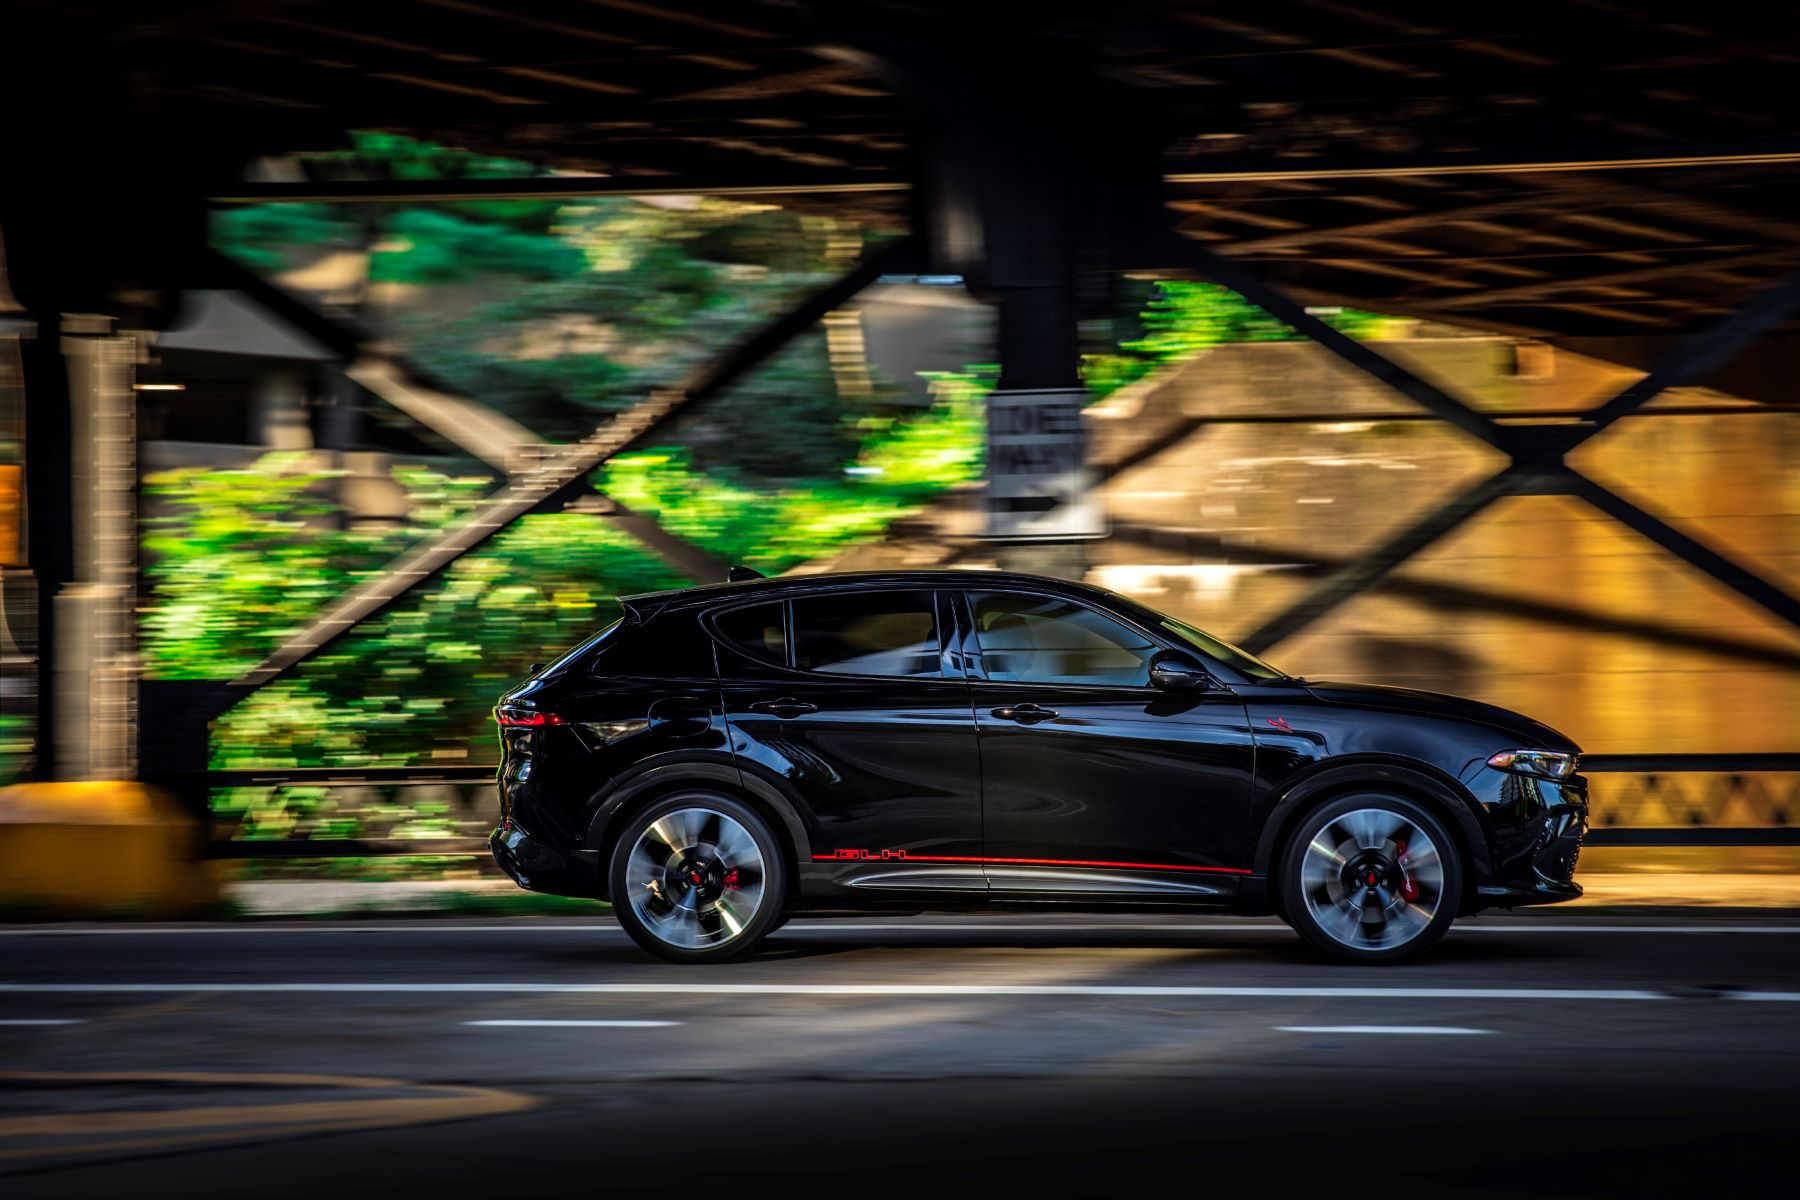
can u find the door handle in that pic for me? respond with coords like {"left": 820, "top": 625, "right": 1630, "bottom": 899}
{"left": 991, "top": 703, "right": 1058, "bottom": 724}
{"left": 748, "top": 697, "right": 818, "bottom": 718}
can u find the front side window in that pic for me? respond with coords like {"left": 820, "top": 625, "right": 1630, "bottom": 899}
{"left": 1151, "top": 612, "right": 1286, "bottom": 682}
{"left": 971, "top": 592, "right": 1157, "bottom": 687}
{"left": 791, "top": 591, "right": 942, "bottom": 678}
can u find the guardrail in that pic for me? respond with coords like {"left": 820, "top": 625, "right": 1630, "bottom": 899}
{"left": 193, "top": 755, "right": 1800, "bottom": 857}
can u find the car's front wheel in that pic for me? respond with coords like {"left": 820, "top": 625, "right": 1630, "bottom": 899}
{"left": 1279, "top": 793, "right": 1462, "bottom": 964}
{"left": 609, "top": 792, "right": 787, "bottom": 964}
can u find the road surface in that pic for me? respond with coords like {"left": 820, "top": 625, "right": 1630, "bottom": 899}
{"left": 3, "top": 911, "right": 1797, "bottom": 1196}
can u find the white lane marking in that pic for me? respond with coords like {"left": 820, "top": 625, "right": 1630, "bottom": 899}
{"left": 1277, "top": 1025, "right": 1494, "bottom": 1035}
{"left": 3, "top": 922, "right": 1799, "bottom": 936}
{"left": 1732, "top": 992, "right": 1800, "bottom": 1002}
{"left": 0, "top": 1018, "right": 84, "bottom": 1026}
{"left": 464, "top": 1019, "right": 679, "bottom": 1028}
{"left": 0, "top": 983, "right": 1667, "bottom": 1000}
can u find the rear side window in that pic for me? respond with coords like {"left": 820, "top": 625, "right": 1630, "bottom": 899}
{"left": 791, "top": 591, "right": 942, "bottom": 678}
{"left": 715, "top": 602, "right": 788, "bottom": 666}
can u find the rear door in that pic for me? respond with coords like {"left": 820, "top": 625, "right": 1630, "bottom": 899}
{"left": 961, "top": 588, "right": 1257, "bottom": 899}
{"left": 713, "top": 588, "right": 985, "bottom": 896}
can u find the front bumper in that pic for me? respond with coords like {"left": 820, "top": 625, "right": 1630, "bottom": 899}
{"left": 1475, "top": 791, "right": 1588, "bottom": 911}
{"left": 490, "top": 819, "right": 601, "bottom": 898}
{"left": 1475, "top": 878, "right": 1583, "bottom": 910}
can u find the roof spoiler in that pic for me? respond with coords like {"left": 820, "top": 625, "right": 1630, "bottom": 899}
{"left": 727, "top": 565, "right": 765, "bottom": 582}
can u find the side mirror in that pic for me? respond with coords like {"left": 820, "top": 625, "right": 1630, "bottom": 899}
{"left": 1149, "top": 650, "right": 1218, "bottom": 692}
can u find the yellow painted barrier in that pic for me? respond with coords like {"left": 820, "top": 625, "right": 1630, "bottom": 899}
{"left": 0, "top": 782, "right": 221, "bottom": 917}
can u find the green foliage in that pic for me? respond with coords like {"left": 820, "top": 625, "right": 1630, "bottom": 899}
{"left": 215, "top": 134, "right": 592, "bottom": 286}
{"left": 140, "top": 455, "right": 487, "bottom": 679}
{"left": 1084, "top": 281, "right": 1401, "bottom": 397}
{"left": 599, "top": 367, "right": 990, "bottom": 575}
{"left": 371, "top": 209, "right": 588, "bottom": 284}
{"left": 388, "top": 199, "right": 880, "bottom": 478}
{"left": 140, "top": 456, "right": 682, "bottom": 768}
{"left": 328, "top": 131, "right": 563, "bottom": 231}
{"left": 674, "top": 332, "right": 865, "bottom": 481}
{"left": 211, "top": 203, "right": 360, "bottom": 274}
{"left": 208, "top": 136, "right": 893, "bottom": 479}
{"left": 212, "top": 509, "right": 681, "bottom": 769}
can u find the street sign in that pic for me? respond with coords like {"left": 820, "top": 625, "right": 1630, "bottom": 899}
{"left": 985, "top": 388, "right": 1105, "bottom": 540}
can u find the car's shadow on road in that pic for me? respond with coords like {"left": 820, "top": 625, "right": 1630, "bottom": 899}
{"left": 541, "top": 929, "right": 1574, "bottom": 968}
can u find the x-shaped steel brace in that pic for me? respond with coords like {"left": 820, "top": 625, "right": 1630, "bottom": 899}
{"left": 1169, "top": 241, "right": 1800, "bottom": 654}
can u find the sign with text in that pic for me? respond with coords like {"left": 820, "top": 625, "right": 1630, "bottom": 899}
{"left": 985, "top": 388, "right": 1105, "bottom": 540}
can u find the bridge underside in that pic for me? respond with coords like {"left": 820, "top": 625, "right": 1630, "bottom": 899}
{"left": 2, "top": 1, "right": 1796, "bottom": 842}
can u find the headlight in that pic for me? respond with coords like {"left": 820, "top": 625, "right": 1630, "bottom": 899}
{"left": 1487, "top": 749, "right": 1578, "bottom": 779}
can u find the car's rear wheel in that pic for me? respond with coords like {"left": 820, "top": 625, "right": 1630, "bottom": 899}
{"left": 609, "top": 792, "right": 786, "bottom": 964}
{"left": 1279, "top": 792, "right": 1461, "bottom": 964}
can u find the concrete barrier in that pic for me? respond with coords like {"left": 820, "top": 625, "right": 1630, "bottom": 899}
{"left": 0, "top": 781, "right": 221, "bottom": 917}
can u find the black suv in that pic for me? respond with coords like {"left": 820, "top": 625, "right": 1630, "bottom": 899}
{"left": 492, "top": 569, "right": 1587, "bottom": 964}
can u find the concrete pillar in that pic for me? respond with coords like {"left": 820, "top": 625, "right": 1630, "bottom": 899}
{"left": 55, "top": 315, "right": 137, "bottom": 779}
{"left": 20, "top": 323, "right": 71, "bottom": 779}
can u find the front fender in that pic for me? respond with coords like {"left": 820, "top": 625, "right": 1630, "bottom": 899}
{"left": 1251, "top": 757, "right": 1495, "bottom": 901}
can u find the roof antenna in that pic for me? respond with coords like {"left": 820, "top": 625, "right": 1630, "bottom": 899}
{"left": 727, "top": 565, "right": 765, "bottom": 582}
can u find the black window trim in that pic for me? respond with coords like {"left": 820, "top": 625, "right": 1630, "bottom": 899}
{"left": 575, "top": 613, "right": 635, "bottom": 679}
{"left": 956, "top": 586, "right": 1236, "bottom": 693}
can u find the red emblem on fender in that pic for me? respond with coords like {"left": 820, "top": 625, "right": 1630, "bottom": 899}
{"left": 1267, "top": 716, "right": 1294, "bottom": 734}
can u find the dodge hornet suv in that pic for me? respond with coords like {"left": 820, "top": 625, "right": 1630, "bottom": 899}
{"left": 492, "top": 570, "right": 1587, "bottom": 963}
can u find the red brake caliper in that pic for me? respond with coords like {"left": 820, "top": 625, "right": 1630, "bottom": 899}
{"left": 1395, "top": 839, "right": 1420, "bottom": 902}
{"left": 722, "top": 867, "right": 740, "bottom": 892}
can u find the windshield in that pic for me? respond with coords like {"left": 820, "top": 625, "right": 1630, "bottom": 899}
{"left": 1116, "top": 603, "right": 1288, "bottom": 682}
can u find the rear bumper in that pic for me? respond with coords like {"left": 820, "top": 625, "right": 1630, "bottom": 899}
{"left": 490, "top": 819, "right": 601, "bottom": 898}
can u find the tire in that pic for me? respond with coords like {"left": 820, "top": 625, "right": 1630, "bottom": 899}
{"left": 1279, "top": 792, "right": 1462, "bottom": 964}
{"left": 608, "top": 791, "right": 788, "bottom": 964}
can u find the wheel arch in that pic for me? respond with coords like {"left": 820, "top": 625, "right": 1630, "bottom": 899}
{"left": 584, "top": 753, "right": 812, "bottom": 902}
{"left": 1253, "top": 758, "right": 1493, "bottom": 916}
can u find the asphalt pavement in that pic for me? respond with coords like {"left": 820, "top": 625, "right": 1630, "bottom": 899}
{"left": 3, "top": 911, "right": 1798, "bottom": 1197}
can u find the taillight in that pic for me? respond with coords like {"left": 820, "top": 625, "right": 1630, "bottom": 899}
{"left": 496, "top": 706, "right": 565, "bottom": 728}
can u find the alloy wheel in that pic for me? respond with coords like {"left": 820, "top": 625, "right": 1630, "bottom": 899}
{"left": 623, "top": 806, "right": 767, "bottom": 950}
{"left": 1298, "top": 806, "right": 1444, "bottom": 952}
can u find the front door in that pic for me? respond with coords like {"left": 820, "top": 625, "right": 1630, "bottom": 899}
{"left": 714, "top": 588, "right": 985, "bottom": 897}
{"left": 961, "top": 589, "right": 1257, "bottom": 900}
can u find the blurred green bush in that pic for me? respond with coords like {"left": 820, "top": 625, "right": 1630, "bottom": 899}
{"left": 142, "top": 372, "right": 988, "bottom": 777}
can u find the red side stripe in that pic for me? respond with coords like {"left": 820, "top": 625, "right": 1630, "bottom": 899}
{"left": 811, "top": 853, "right": 1251, "bottom": 876}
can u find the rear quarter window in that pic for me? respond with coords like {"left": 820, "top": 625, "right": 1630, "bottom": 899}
{"left": 712, "top": 601, "right": 789, "bottom": 667}
{"left": 541, "top": 618, "right": 622, "bottom": 677}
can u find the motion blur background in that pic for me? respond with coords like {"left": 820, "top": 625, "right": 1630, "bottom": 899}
{"left": 0, "top": 0, "right": 1796, "bottom": 903}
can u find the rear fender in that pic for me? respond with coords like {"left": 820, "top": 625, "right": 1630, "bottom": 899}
{"left": 584, "top": 752, "right": 814, "bottom": 897}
